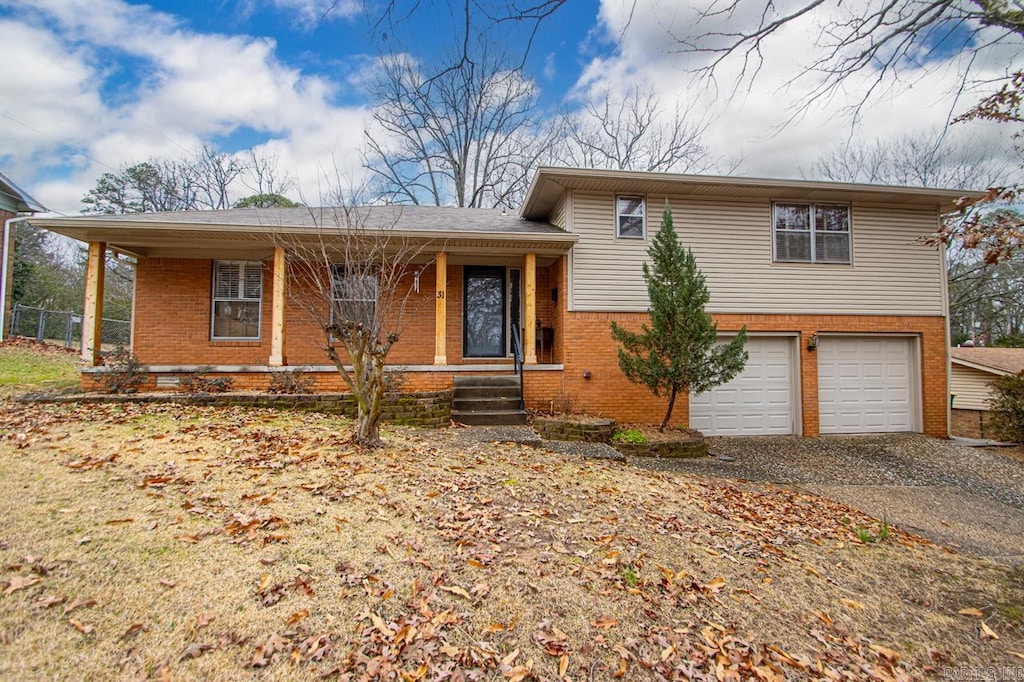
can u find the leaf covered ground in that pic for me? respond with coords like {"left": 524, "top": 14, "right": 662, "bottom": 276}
{"left": 1, "top": 401, "right": 1022, "bottom": 681}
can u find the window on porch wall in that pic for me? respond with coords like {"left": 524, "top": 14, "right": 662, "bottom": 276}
{"left": 211, "top": 261, "right": 262, "bottom": 339}
{"left": 331, "top": 264, "right": 378, "bottom": 330}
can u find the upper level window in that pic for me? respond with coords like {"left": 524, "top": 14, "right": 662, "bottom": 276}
{"left": 773, "top": 203, "right": 851, "bottom": 263}
{"left": 212, "top": 260, "right": 262, "bottom": 339}
{"left": 331, "top": 265, "right": 378, "bottom": 330}
{"left": 617, "top": 196, "right": 646, "bottom": 238}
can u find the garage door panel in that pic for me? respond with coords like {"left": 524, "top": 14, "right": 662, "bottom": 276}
{"left": 818, "top": 336, "right": 917, "bottom": 434}
{"left": 690, "top": 337, "right": 796, "bottom": 436}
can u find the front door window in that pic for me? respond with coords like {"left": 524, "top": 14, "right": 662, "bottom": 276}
{"left": 464, "top": 267, "right": 506, "bottom": 358}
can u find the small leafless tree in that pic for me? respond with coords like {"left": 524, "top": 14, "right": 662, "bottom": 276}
{"left": 279, "top": 194, "right": 437, "bottom": 447}
{"left": 558, "top": 85, "right": 718, "bottom": 174}
{"left": 363, "top": 45, "right": 557, "bottom": 209}
{"left": 805, "top": 128, "right": 1014, "bottom": 190}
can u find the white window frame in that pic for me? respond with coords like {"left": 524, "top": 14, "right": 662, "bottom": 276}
{"left": 616, "top": 195, "right": 646, "bottom": 239}
{"left": 330, "top": 264, "right": 379, "bottom": 331}
{"left": 772, "top": 202, "right": 851, "bottom": 264}
{"left": 211, "top": 260, "right": 263, "bottom": 340}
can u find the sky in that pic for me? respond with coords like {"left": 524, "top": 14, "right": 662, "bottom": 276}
{"left": 0, "top": 0, "right": 1020, "bottom": 215}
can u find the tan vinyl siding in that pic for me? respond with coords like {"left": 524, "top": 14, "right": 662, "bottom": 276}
{"left": 950, "top": 363, "right": 998, "bottom": 410}
{"left": 569, "top": 192, "right": 944, "bottom": 314}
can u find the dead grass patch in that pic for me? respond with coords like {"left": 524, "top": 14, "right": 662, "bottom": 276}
{"left": 0, "top": 401, "right": 1022, "bottom": 680}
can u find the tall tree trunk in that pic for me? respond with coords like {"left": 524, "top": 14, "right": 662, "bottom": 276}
{"left": 660, "top": 385, "right": 678, "bottom": 433}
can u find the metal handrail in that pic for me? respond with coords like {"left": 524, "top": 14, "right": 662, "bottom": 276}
{"left": 510, "top": 323, "right": 525, "bottom": 411}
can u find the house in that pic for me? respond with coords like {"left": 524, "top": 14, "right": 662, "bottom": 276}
{"left": 28, "top": 167, "right": 983, "bottom": 437}
{"left": 950, "top": 347, "right": 1024, "bottom": 439}
{"left": 1, "top": 170, "right": 46, "bottom": 342}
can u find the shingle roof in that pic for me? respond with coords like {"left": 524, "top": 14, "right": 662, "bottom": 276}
{"left": 951, "top": 347, "right": 1024, "bottom": 375}
{"left": 70, "top": 205, "right": 564, "bottom": 234}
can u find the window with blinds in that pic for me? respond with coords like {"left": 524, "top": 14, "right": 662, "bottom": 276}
{"left": 773, "top": 203, "right": 851, "bottom": 264}
{"left": 211, "top": 261, "right": 263, "bottom": 339}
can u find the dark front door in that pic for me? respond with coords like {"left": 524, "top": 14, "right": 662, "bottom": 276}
{"left": 464, "top": 266, "right": 506, "bottom": 358}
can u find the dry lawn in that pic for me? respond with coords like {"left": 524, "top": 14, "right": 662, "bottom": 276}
{"left": 0, "top": 401, "right": 1022, "bottom": 681}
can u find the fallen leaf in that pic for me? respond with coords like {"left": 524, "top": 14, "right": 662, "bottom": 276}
{"left": 558, "top": 654, "right": 569, "bottom": 678}
{"left": 981, "top": 622, "right": 999, "bottom": 640}
{"left": 106, "top": 518, "right": 134, "bottom": 525}
{"left": 251, "top": 632, "right": 289, "bottom": 667}
{"left": 5, "top": 576, "right": 42, "bottom": 595}
{"left": 958, "top": 607, "right": 985, "bottom": 617}
{"left": 30, "top": 595, "right": 64, "bottom": 610}
{"left": 287, "top": 609, "right": 310, "bottom": 625}
{"left": 178, "top": 642, "right": 213, "bottom": 661}
{"left": 439, "top": 584, "right": 472, "bottom": 600}
{"left": 592, "top": 616, "right": 619, "bottom": 629}
{"left": 121, "top": 623, "right": 146, "bottom": 640}
{"left": 1008, "top": 651, "right": 1024, "bottom": 661}
{"left": 65, "top": 597, "right": 97, "bottom": 614}
{"left": 840, "top": 598, "right": 865, "bottom": 610}
{"left": 159, "top": 579, "right": 177, "bottom": 588}
{"left": 69, "top": 618, "right": 94, "bottom": 635}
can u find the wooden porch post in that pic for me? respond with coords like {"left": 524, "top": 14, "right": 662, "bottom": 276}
{"left": 269, "top": 246, "right": 287, "bottom": 366}
{"left": 434, "top": 251, "right": 447, "bottom": 365}
{"left": 524, "top": 252, "right": 537, "bottom": 364}
{"left": 81, "top": 241, "right": 106, "bottom": 365}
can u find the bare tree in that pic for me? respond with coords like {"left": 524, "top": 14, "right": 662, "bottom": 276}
{"left": 805, "top": 128, "right": 1014, "bottom": 189}
{"left": 558, "top": 85, "right": 718, "bottom": 173}
{"left": 660, "top": 0, "right": 1024, "bottom": 116}
{"left": 360, "top": 1, "right": 568, "bottom": 73}
{"left": 82, "top": 144, "right": 296, "bottom": 214}
{"left": 279, "top": 195, "right": 436, "bottom": 447}
{"left": 363, "top": 45, "right": 557, "bottom": 209}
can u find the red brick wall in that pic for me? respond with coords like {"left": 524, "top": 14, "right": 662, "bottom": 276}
{"left": 556, "top": 310, "right": 948, "bottom": 437}
{"left": 951, "top": 408, "right": 997, "bottom": 439}
{"left": 132, "top": 256, "right": 556, "bottom": 368}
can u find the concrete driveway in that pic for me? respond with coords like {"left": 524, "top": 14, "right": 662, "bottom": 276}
{"left": 636, "top": 434, "right": 1024, "bottom": 566}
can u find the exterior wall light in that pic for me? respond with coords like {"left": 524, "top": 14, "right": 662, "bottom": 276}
{"left": 807, "top": 333, "right": 819, "bottom": 351}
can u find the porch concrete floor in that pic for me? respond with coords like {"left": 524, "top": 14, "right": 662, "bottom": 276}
{"left": 634, "top": 434, "right": 1024, "bottom": 566}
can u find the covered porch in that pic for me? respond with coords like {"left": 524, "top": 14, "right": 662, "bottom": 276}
{"left": 32, "top": 207, "right": 576, "bottom": 408}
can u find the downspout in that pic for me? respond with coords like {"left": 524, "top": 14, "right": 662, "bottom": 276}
{"left": 0, "top": 215, "right": 34, "bottom": 343}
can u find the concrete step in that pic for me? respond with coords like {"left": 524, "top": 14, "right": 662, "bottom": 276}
{"left": 453, "top": 375, "right": 520, "bottom": 388}
{"left": 453, "top": 385, "right": 522, "bottom": 400}
{"left": 452, "top": 410, "right": 529, "bottom": 426}
{"left": 453, "top": 396, "right": 523, "bottom": 412}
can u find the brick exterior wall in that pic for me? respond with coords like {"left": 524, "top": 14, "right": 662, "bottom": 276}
{"left": 116, "top": 253, "right": 949, "bottom": 437}
{"left": 951, "top": 408, "right": 998, "bottom": 439}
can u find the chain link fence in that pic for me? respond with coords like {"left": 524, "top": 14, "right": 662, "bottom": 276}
{"left": 7, "top": 303, "right": 130, "bottom": 349}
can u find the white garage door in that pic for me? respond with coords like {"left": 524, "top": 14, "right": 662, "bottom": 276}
{"left": 689, "top": 336, "right": 797, "bottom": 436}
{"left": 818, "top": 336, "right": 917, "bottom": 434}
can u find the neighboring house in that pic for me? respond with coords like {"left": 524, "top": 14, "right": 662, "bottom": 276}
{"left": 1, "top": 171, "right": 46, "bottom": 341}
{"left": 29, "top": 167, "right": 982, "bottom": 437}
{"left": 950, "top": 347, "right": 1024, "bottom": 439}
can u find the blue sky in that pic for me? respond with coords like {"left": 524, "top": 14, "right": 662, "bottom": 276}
{"left": 0, "top": 0, "right": 1016, "bottom": 214}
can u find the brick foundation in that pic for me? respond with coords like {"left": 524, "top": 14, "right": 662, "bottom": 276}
{"left": 951, "top": 408, "right": 998, "bottom": 440}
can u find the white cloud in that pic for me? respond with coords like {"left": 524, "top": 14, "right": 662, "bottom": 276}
{"left": 580, "top": 0, "right": 1021, "bottom": 182}
{"left": 264, "top": 0, "right": 361, "bottom": 28}
{"left": 0, "top": 0, "right": 374, "bottom": 214}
